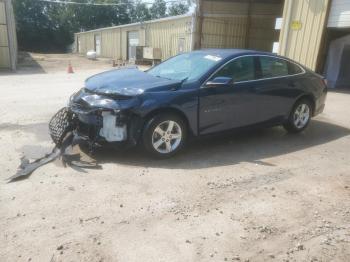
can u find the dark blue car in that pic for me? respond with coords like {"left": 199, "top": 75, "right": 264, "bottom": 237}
{"left": 68, "top": 49, "right": 327, "bottom": 157}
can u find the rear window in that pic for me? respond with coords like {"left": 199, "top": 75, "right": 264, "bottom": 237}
{"left": 259, "top": 56, "right": 289, "bottom": 78}
{"left": 288, "top": 62, "right": 304, "bottom": 75}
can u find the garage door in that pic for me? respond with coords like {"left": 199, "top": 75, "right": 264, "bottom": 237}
{"left": 128, "top": 31, "right": 139, "bottom": 60}
{"left": 328, "top": 0, "right": 350, "bottom": 28}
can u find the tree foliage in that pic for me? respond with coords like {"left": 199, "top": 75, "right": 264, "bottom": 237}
{"left": 149, "top": 0, "right": 167, "bottom": 20}
{"left": 168, "top": 3, "right": 189, "bottom": 16}
{"left": 130, "top": 1, "right": 151, "bottom": 23}
{"left": 13, "top": 0, "right": 190, "bottom": 52}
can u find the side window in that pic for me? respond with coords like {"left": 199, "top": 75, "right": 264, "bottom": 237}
{"left": 214, "top": 56, "right": 256, "bottom": 82}
{"left": 288, "top": 61, "right": 304, "bottom": 75}
{"left": 259, "top": 56, "right": 289, "bottom": 78}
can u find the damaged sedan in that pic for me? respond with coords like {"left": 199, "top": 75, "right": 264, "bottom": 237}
{"left": 57, "top": 49, "right": 327, "bottom": 158}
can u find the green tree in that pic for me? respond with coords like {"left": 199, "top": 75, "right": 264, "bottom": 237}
{"left": 12, "top": 0, "right": 131, "bottom": 52}
{"left": 150, "top": 0, "right": 167, "bottom": 19}
{"left": 129, "top": 1, "right": 151, "bottom": 23}
{"left": 168, "top": 3, "right": 189, "bottom": 16}
{"left": 12, "top": 0, "right": 191, "bottom": 52}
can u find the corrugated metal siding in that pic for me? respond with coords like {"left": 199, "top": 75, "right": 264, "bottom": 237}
{"left": 328, "top": 0, "right": 350, "bottom": 28}
{"left": 75, "top": 15, "right": 192, "bottom": 61}
{"left": 101, "top": 29, "right": 121, "bottom": 58}
{"left": 0, "top": 1, "right": 6, "bottom": 24}
{"left": 0, "top": 0, "right": 10, "bottom": 69}
{"left": 0, "top": 24, "right": 8, "bottom": 46}
{"left": 201, "top": 17, "right": 247, "bottom": 49}
{"left": 200, "top": 0, "right": 283, "bottom": 52}
{"left": 279, "top": 0, "right": 330, "bottom": 70}
{"left": 0, "top": 47, "right": 10, "bottom": 68}
{"left": 0, "top": 0, "right": 16, "bottom": 70}
{"left": 248, "top": 16, "right": 280, "bottom": 51}
{"left": 146, "top": 17, "right": 192, "bottom": 59}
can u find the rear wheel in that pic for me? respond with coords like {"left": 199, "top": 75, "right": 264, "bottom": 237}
{"left": 142, "top": 114, "right": 187, "bottom": 158}
{"left": 283, "top": 99, "right": 312, "bottom": 133}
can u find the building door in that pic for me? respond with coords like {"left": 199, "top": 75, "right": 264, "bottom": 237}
{"left": 178, "top": 38, "right": 186, "bottom": 54}
{"left": 94, "top": 35, "right": 101, "bottom": 56}
{"left": 128, "top": 31, "right": 139, "bottom": 60}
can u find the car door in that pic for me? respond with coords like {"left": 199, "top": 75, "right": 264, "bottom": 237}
{"left": 253, "top": 56, "right": 301, "bottom": 123}
{"left": 199, "top": 56, "right": 261, "bottom": 134}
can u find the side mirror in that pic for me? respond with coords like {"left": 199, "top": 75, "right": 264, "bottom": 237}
{"left": 205, "top": 77, "right": 234, "bottom": 87}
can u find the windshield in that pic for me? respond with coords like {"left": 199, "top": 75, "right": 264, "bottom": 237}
{"left": 147, "top": 52, "right": 223, "bottom": 81}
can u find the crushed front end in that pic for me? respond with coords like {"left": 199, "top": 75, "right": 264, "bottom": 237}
{"left": 66, "top": 88, "right": 144, "bottom": 149}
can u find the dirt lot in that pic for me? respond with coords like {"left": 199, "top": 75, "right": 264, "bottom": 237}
{"left": 1, "top": 54, "right": 350, "bottom": 262}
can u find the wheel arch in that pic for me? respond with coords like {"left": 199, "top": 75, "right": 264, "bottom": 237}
{"left": 143, "top": 107, "right": 193, "bottom": 136}
{"left": 294, "top": 94, "right": 316, "bottom": 116}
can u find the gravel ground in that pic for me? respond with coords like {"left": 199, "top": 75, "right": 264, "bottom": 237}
{"left": 1, "top": 55, "right": 350, "bottom": 262}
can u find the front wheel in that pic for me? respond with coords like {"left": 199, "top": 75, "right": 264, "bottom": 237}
{"left": 142, "top": 114, "right": 187, "bottom": 158}
{"left": 283, "top": 99, "right": 312, "bottom": 133}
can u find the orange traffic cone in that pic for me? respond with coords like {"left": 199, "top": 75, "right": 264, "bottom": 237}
{"left": 67, "top": 61, "right": 74, "bottom": 74}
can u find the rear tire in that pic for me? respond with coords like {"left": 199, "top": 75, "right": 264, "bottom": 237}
{"left": 142, "top": 113, "right": 187, "bottom": 158}
{"left": 283, "top": 99, "right": 312, "bottom": 133}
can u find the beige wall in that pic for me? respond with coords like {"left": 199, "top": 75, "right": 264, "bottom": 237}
{"left": 0, "top": 0, "right": 10, "bottom": 68}
{"left": 279, "top": 0, "right": 330, "bottom": 70}
{"left": 200, "top": 0, "right": 283, "bottom": 52}
{"left": 0, "top": 0, "right": 16, "bottom": 70}
{"left": 75, "top": 15, "right": 192, "bottom": 61}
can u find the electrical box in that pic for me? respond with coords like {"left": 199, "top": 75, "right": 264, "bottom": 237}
{"left": 143, "top": 47, "right": 162, "bottom": 60}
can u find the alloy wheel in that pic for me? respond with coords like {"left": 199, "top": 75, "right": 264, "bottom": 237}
{"left": 152, "top": 120, "right": 182, "bottom": 154}
{"left": 293, "top": 103, "right": 310, "bottom": 129}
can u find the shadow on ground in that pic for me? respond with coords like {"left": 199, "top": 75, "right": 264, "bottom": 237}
{"left": 0, "top": 52, "right": 45, "bottom": 75}
{"left": 89, "top": 119, "right": 350, "bottom": 170}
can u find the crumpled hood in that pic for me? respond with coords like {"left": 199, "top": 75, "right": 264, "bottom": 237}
{"left": 85, "top": 68, "right": 182, "bottom": 96}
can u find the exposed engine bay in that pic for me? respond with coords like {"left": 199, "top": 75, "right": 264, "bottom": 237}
{"left": 67, "top": 86, "right": 146, "bottom": 150}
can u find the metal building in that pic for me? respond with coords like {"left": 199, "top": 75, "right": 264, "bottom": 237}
{"left": 75, "top": 14, "right": 193, "bottom": 61}
{"left": 75, "top": 0, "right": 350, "bottom": 86}
{"left": 0, "top": 0, "right": 16, "bottom": 70}
{"left": 193, "top": 0, "right": 331, "bottom": 71}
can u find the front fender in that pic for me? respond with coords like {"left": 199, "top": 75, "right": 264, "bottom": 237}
{"left": 132, "top": 90, "right": 199, "bottom": 136}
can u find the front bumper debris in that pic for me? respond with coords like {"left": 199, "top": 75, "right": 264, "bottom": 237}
{"left": 8, "top": 107, "right": 102, "bottom": 182}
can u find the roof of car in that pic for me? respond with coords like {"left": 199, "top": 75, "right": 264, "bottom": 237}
{"left": 195, "top": 48, "right": 278, "bottom": 59}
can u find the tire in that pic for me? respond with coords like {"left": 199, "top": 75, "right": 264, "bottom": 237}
{"left": 283, "top": 98, "right": 313, "bottom": 133}
{"left": 142, "top": 113, "right": 187, "bottom": 158}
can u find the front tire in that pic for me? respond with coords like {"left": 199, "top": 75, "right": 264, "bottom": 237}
{"left": 142, "top": 113, "right": 187, "bottom": 158}
{"left": 283, "top": 99, "right": 312, "bottom": 133}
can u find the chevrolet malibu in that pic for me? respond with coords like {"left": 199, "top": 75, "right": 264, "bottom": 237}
{"left": 67, "top": 49, "right": 327, "bottom": 157}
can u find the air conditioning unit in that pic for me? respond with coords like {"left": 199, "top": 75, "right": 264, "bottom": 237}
{"left": 143, "top": 47, "right": 162, "bottom": 60}
{"left": 129, "top": 46, "right": 144, "bottom": 61}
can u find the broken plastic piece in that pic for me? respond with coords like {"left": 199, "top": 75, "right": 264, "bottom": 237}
{"left": 8, "top": 107, "right": 102, "bottom": 182}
